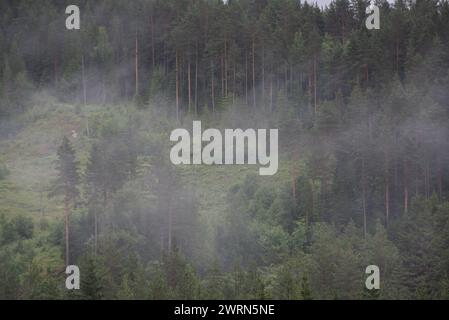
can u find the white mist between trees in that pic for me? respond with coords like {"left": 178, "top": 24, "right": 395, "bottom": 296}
{"left": 170, "top": 121, "right": 278, "bottom": 176}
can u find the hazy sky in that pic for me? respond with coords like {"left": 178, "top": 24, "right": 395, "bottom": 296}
{"left": 308, "top": 0, "right": 396, "bottom": 8}
{"left": 307, "top": 0, "right": 334, "bottom": 7}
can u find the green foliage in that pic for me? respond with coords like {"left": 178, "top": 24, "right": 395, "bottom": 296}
{"left": 50, "top": 136, "right": 80, "bottom": 204}
{"left": 0, "top": 215, "right": 33, "bottom": 245}
{"left": 80, "top": 255, "right": 105, "bottom": 300}
{"left": 163, "top": 246, "right": 200, "bottom": 299}
{"left": 0, "top": 0, "right": 449, "bottom": 301}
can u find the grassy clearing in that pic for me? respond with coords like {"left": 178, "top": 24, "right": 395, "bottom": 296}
{"left": 0, "top": 102, "right": 298, "bottom": 236}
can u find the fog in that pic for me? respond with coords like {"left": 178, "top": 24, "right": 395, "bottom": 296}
{"left": 0, "top": 0, "right": 448, "bottom": 300}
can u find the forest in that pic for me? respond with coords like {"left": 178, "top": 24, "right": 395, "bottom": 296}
{"left": 0, "top": 0, "right": 449, "bottom": 300}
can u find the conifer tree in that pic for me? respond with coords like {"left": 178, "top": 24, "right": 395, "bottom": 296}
{"left": 53, "top": 136, "right": 79, "bottom": 265}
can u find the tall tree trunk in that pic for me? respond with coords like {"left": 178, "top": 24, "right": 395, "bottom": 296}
{"left": 64, "top": 187, "right": 70, "bottom": 265}
{"left": 150, "top": 13, "right": 155, "bottom": 69}
{"left": 270, "top": 74, "right": 273, "bottom": 111}
{"left": 94, "top": 207, "right": 98, "bottom": 256}
{"left": 308, "top": 181, "right": 314, "bottom": 228}
{"left": 362, "top": 158, "right": 367, "bottom": 239}
{"left": 135, "top": 30, "right": 139, "bottom": 97}
{"left": 308, "top": 69, "right": 313, "bottom": 116}
{"left": 168, "top": 196, "right": 172, "bottom": 253}
{"left": 224, "top": 38, "right": 228, "bottom": 97}
{"left": 81, "top": 55, "right": 87, "bottom": 106}
{"left": 211, "top": 59, "right": 215, "bottom": 113}
{"left": 425, "top": 162, "right": 430, "bottom": 199}
{"left": 321, "top": 179, "right": 326, "bottom": 220}
{"left": 313, "top": 53, "right": 317, "bottom": 116}
{"left": 39, "top": 188, "right": 44, "bottom": 218}
{"left": 195, "top": 43, "right": 199, "bottom": 116}
{"left": 262, "top": 47, "right": 265, "bottom": 102}
{"left": 395, "top": 38, "right": 399, "bottom": 75}
{"left": 252, "top": 34, "right": 256, "bottom": 108}
{"left": 180, "top": 57, "right": 184, "bottom": 105}
{"left": 160, "top": 230, "right": 164, "bottom": 259}
{"left": 188, "top": 59, "right": 192, "bottom": 113}
{"left": 233, "top": 60, "right": 236, "bottom": 105}
{"left": 438, "top": 156, "right": 443, "bottom": 198}
{"left": 385, "top": 150, "right": 390, "bottom": 227}
{"left": 163, "top": 42, "right": 167, "bottom": 75}
{"left": 175, "top": 50, "right": 180, "bottom": 121}
{"left": 291, "top": 143, "right": 301, "bottom": 214}
{"left": 245, "top": 52, "right": 248, "bottom": 105}
{"left": 221, "top": 54, "right": 225, "bottom": 97}
{"left": 404, "top": 158, "right": 409, "bottom": 213}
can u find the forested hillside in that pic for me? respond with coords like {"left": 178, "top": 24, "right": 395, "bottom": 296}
{"left": 1, "top": 0, "right": 449, "bottom": 299}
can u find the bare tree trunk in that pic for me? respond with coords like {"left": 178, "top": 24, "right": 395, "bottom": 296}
{"left": 150, "top": 13, "right": 155, "bottom": 68}
{"left": 160, "top": 230, "right": 164, "bottom": 258}
{"left": 233, "top": 60, "right": 236, "bottom": 105}
{"left": 180, "top": 57, "right": 184, "bottom": 105}
{"left": 224, "top": 38, "right": 228, "bottom": 97}
{"left": 81, "top": 55, "right": 87, "bottom": 106}
{"left": 135, "top": 30, "right": 139, "bottom": 97}
{"left": 221, "top": 54, "right": 225, "bottom": 97}
{"left": 175, "top": 50, "right": 180, "bottom": 121}
{"left": 395, "top": 38, "right": 399, "bottom": 75}
{"left": 313, "top": 53, "right": 317, "bottom": 116}
{"left": 308, "top": 70, "right": 313, "bottom": 116}
{"left": 211, "top": 59, "right": 215, "bottom": 113}
{"left": 163, "top": 42, "right": 167, "bottom": 75}
{"left": 94, "top": 207, "right": 98, "bottom": 256}
{"left": 39, "top": 188, "right": 44, "bottom": 218}
{"left": 64, "top": 187, "right": 70, "bottom": 266}
{"left": 252, "top": 34, "right": 256, "bottom": 108}
{"left": 385, "top": 150, "right": 390, "bottom": 227}
{"left": 195, "top": 43, "right": 199, "bottom": 116}
{"left": 438, "top": 156, "right": 443, "bottom": 198}
{"left": 245, "top": 52, "right": 248, "bottom": 105}
{"left": 425, "top": 162, "right": 430, "bottom": 199}
{"left": 321, "top": 179, "right": 326, "bottom": 219}
{"left": 188, "top": 59, "right": 192, "bottom": 113}
{"left": 362, "top": 158, "right": 367, "bottom": 239}
{"left": 308, "top": 181, "right": 314, "bottom": 228}
{"left": 168, "top": 197, "right": 173, "bottom": 253}
{"left": 404, "top": 159, "right": 409, "bottom": 214}
{"left": 270, "top": 75, "right": 273, "bottom": 111}
{"left": 262, "top": 47, "right": 265, "bottom": 102}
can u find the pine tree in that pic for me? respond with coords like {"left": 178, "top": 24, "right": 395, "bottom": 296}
{"left": 86, "top": 143, "right": 107, "bottom": 255}
{"left": 52, "top": 136, "right": 79, "bottom": 265}
{"left": 80, "top": 255, "right": 104, "bottom": 300}
{"left": 300, "top": 275, "right": 313, "bottom": 300}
